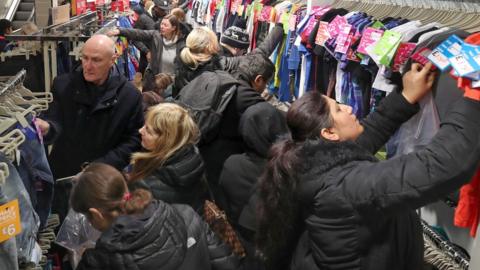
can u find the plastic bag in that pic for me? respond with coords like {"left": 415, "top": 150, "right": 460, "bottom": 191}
{"left": 55, "top": 209, "right": 101, "bottom": 269}
{"left": 389, "top": 92, "right": 440, "bottom": 156}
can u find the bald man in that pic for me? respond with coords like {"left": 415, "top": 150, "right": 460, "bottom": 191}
{"left": 36, "top": 35, "right": 144, "bottom": 219}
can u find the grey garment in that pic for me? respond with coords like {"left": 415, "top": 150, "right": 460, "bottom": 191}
{"left": 0, "top": 168, "right": 18, "bottom": 270}
{"left": 0, "top": 154, "right": 40, "bottom": 265}
{"left": 118, "top": 28, "right": 185, "bottom": 90}
{"left": 161, "top": 37, "right": 178, "bottom": 75}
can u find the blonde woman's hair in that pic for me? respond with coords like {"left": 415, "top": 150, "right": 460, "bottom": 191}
{"left": 180, "top": 27, "right": 220, "bottom": 70}
{"left": 130, "top": 103, "right": 200, "bottom": 181}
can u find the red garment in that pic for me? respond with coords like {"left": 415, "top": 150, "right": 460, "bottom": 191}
{"left": 450, "top": 33, "right": 480, "bottom": 101}
{"left": 455, "top": 169, "right": 480, "bottom": 237}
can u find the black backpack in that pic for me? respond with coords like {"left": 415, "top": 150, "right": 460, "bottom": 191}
{"left": 176, "top": 70, "right": 239, "bottom": 145}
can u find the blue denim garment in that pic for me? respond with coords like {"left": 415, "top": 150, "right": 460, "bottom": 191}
{"left": 0, "top": 153, "right": 40, "bottom": 264}
{"left": 15, "top": 114, "right": 54, "bottom": 229}
{"left": 0, "top": 173, "right": 19, "bottom": 270}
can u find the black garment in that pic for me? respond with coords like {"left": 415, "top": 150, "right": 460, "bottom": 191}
{"left": 219, "top": 45, "right": 234, "bottom": 57}
{"left": 220, "top": 102, "right": 287, "bottom": 229}
{"left": 0, "top": 36, "right": 7, "bottom": 52}
{"left": 290, "top": 92, "right": 480, "bottom": 270}
{"left": 173, "top": 54, "right": 223, "bottom": 97}
{"left": 43, "top": 70, "right": 143, "bottom": 178}
{"left": 133, "top": 13, "right": 156, "bottom": 74}
{"left": 77, "top": 200, "right": 241, "bottom": 270}
{"left": 200, "top": 78, "right": 265, "bottom": 187}
{"left": 131, "top": 145, "right": 207, "bottom": 211}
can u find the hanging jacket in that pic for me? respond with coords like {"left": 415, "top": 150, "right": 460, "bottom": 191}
{"left": 118, "top": 28, "right": 187, "bottom": 90}
{"left": 131, "top": 145, "right": 207, "bottom": 211}
{"left": 77, "top": 200, "right": 242, "bottom": 270}
{"left": 290, "top": 92, "right": 480, "bottom": 270}
{"left": 43, "top": 70, "right": 144, "bottom": 178}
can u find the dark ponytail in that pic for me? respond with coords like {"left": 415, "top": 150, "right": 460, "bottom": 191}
{"left": 256, "top": 91, "right": 333, "bottom": 269}
{"left": 256, "top": 139, "right": 302, "bottom": 269}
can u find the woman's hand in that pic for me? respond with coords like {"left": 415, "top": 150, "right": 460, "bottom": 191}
{"left": 106, "top": 28, "right": 120, "bottom": 37}
{"left": 402, "top": 62, "right": 436, "bottom": 104}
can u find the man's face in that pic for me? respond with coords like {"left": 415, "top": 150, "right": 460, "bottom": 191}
{"left": 81, "top": 43, "right": 115, "bottom": 85}
{"left": 153, "top": 6, "right": 167, "bottom": 18}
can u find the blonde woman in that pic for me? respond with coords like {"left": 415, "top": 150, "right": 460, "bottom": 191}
{"left": 129, "top": 103, "right": 206, "bottom": 211}
{"left": 172, "top": 24, "right": 284, "bottom": 97}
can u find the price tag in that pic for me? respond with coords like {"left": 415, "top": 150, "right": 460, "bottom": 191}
{"left": 428, "top": 35, "right": 464, "bottom": 71}
{"left": 327, "top": 15, "right": 347, "bottom": 39}
{"left": 392, "top": 42, "right": 417, "bottom": 72}
{"left": 315, "top": 21, "right": 330, "bottom": 46}
{"left": 450, "top": 54, "right": 476, "bottom": 76}
{"left": 357, "top": 27, "right": 384, "bottom": 55}
{"left": 334, "top": 24, "right": 353, "bottom": 54}
{"left": 0, "top": 200, "right": 21, "bottom": 243}
{"left": 372, "top": 30, "right": 402, "bottom": 66}
{"left": 411, "top": 47, "right": 436, "bottom": 70}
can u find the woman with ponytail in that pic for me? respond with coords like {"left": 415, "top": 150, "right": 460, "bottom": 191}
{"left": 72, "top": 163, "right": 241, "bottom": 270}
{"left": 257, "top": 62, "right": 480, "bottom": 270}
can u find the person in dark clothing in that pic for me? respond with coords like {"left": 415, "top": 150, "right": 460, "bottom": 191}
{"left": 200, "top": 54, "right": 274, "bottom": 194}
{"left": 71, "top": 163, "right": 241, "bottom": 270}
{"left": 129, "top": 103, "right": 207, "bottom": 211}
{"left": 35, "top": 35, "right": 144, "bottom": 220}
{"left": 173, "top": 24, "right": 284, "bottom": 96}
{"left": 219, "top": 17, "right": 250, "bottom": 57}
{"left": 132, "top": 5, "right": 155, "bottom": 74}
{"left": 151, "top": 0, "right": 170, "bottom": 25}
{"left": 220, "top": 102, "right": 288, "bottom": 232}
{"left": 109, "top": 14, "right": 186, "bottom": 91}
{"left": 256, "top": 63, "right": 480, "bottom": 270}
{"left": 0, "top": 19, "right": 13, "bottom": 52}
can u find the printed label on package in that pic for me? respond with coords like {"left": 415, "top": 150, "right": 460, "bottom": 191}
{"left": 357, "top": 27, "right": 384, "bottom": 55}
{"left": 392, "top": 43, "right": 417, "bottom": 72}
{"left": 427, "top": 35, "right": 463, "bottom": 71}
{"left": 372, "top": 30, "right": 402, "bottom": 66}
{"left": 334, "top": 24, "right": 353, "bottom": 54}
{"left": 411, "top": 48, "right": 435, "bottom": 69}
{"left": 327, "top": 15, "right": 347, "bottom": 39}
{"left": 450, "top": 54, "right": 476, "bottom": 76}
{"left": 315, "top": 21, "right": 330, "bottom": 46}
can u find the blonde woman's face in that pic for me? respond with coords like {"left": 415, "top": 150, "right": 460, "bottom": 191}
{"left": 139, "top": 124, "right": 159, "bottom": 151}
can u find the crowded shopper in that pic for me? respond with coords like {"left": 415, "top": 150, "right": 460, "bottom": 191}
{"left": 128, "top": 103, "right": 207, "bottom": 211}
{"left": 131, "top": 5, "right": 156, "bottom": 74}
{"left": 256, "top": 63, "right": 480, "bottom": 269}
{"left": 109, "top": 14, "right": 186, "bottom": 91}
{"left": 71, "top": 163, "right": 241, "bottom": 270}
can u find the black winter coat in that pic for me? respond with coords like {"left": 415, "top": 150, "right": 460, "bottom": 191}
{"left": 290, "top": 92, "right": 480, "bottom": 270}
{"left": 200, "top": 79, "right": 265, "bottom": 185}
{"left": 131, "top": 145, "right": 207, "bottom": 211}
{"left": 220, "top": 103, "right": 287, "bottom": 228}
{"left": 43, "top": 70, "right": 143, "bottom": 178}
{"left": 77, "top": 200, "right": 242, "bottom": 270}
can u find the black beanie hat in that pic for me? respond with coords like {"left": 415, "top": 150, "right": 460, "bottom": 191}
{"left": 221, "top": 17, "right": 250, "bottom": 50}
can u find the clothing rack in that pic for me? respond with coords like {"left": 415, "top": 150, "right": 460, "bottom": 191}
{"left": 331, "top": 0, "right": 480, "bottom": 32}
{"left": 422, "top": 220, "right": 470, "bottom": 269}
{"left": 0, "top": 162, "right": 9, "bottom": 186}
{"left": 0, "top": 70, "right": 26, "bottom": 97}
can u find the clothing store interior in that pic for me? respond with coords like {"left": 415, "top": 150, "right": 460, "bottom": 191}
{"left": 2, "top": 0, "right": 480, "bottom": 269}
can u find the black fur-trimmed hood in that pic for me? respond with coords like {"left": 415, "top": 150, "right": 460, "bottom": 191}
{"left": 299, "top": 139, "right": 377, "bottom": 177}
